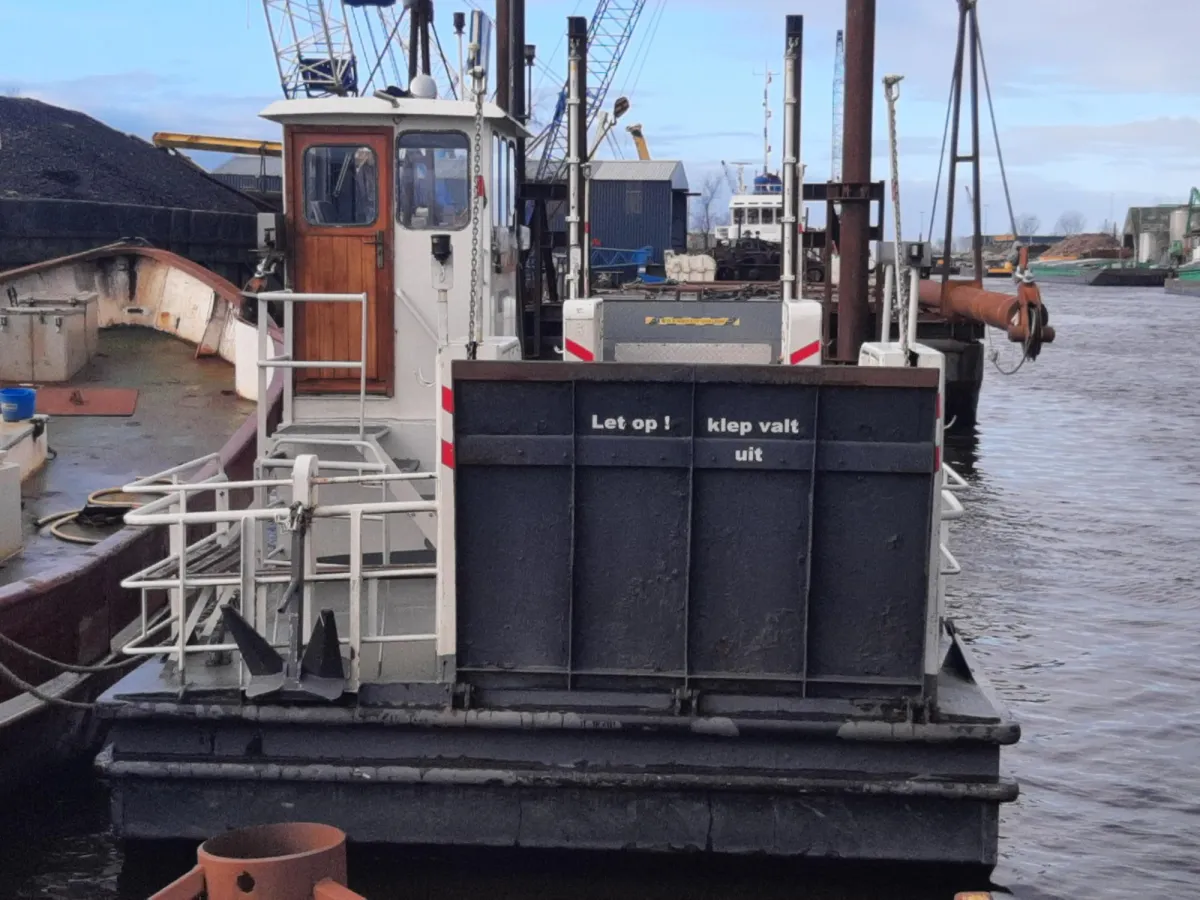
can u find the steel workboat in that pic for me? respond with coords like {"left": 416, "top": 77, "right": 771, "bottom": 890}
{"left": 96, "top": 0, "right": 1029, "bottom": 868}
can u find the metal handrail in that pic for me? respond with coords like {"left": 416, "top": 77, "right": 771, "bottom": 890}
{"left": 943, "top": 461, "right": 969, "bottom": 491}
{"left": 251, "top": 290, "right": 370, "bottom": 457}
{"left": 120, "top": 459, "right": 440, "bottom": 690}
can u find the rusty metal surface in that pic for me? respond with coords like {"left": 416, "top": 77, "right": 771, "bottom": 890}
{"left": 917, "top": 278, "right": 1056, "bottom": 345}
{"left": 834, "top": 0, "right": 876, "bottom": 361}
{"left": 0, "top": 327, "right": 281, "bottom": 707}
{"left": 29, "top": 387, "right": 140, "bottom": 417}
{"left": 151, "top": 823, "right": 361, "bottom": 900}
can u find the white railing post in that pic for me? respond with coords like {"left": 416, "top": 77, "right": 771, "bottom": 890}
{"left": 283, "top": 294, "right": 294, "bottom": 428}
{"left": 348, "top": 508, "right": 363, "bottom": 690}
{"left": 252, "top": 290, "right": 369, "bottom": 437}
{"left": 119, "top": 456, "right": 442, "bottom": 688}
{"left": 435, "top": 350, "right": 456, "bottom": 682}
{"left": 257, "top": 294, "right": 270, "bottom": 458}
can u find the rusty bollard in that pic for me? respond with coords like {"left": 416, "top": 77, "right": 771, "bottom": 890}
{"left": 150, "top": 822, "right": 364, "bottom": 900}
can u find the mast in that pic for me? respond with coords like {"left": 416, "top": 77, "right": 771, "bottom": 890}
{"left": 761, "top": 69, "right": 775, "bottom": 177}
{"left": 831, "top": 29, "right": 844, "bottom": 184}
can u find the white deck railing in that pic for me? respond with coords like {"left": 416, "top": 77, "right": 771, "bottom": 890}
{"left": 119, "top": 458, "right": 439, "bottom": 690}
{"left": 252, "top": 290, "right": 369, "bottom": 457}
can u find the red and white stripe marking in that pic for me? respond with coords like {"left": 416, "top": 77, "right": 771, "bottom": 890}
{"left": 440, "top": 383, "right": 455, "bottom": 471}
{"left": 564, "top": 338, "right": 595, "bottom": 362}
{"left": 788, "top": 339, "right": 821, "bottom": 365}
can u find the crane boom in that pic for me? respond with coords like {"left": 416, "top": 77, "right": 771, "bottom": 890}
{"left": 262, "top": 0, "right": 455, "bottom": 100}
{"left": 153, "top": 133, "right": 282, "bottom": 157}
{"left": 626, "top": 123, "right": 651, "bottom": 160}
{"left": 533, "top": 0, "right": 648, "bottom": 182}
{"left": 263, "top": 0, "right": 357, "bottom": 98}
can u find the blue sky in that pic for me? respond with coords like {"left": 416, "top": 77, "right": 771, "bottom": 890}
{"left": 3, "top": 0, "right": 1197, "bottom": 236}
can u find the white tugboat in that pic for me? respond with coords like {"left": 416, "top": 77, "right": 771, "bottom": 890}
{"left": 96, "top": 1, "right": 1019, "bottom": 868}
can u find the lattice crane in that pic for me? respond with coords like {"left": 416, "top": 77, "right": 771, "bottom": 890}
{"left": 531, "top": 0, "right": 648, "bottom": 182}
{"left": 262, "top": 0, "right": 457, "bottom": 100}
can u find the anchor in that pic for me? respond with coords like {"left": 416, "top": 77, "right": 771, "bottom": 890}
{"left": 222, "top": 454, "right": 347, "bottom": 701}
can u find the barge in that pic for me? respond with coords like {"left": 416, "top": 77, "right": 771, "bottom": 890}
{"left": 97, "top": 0, "right": 1021, "bottom": 867}
{"left": 1028, "top": 258, "right": 1170, "bottom": 287}
{"left": 0, "top": 244, "right": 274, "bottom": 794}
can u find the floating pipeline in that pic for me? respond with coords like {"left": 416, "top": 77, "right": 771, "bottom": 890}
{"left": 917, "top": 277, "right": 1056, "bottom": 351}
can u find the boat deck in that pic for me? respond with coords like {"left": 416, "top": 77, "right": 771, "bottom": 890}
{"left": 1, "top": 327, "right": 252, "bottom": 586}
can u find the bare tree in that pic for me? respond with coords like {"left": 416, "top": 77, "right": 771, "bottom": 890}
{"left": 1014, "top": 213, "right": 1040, "bottom": 237}
{"left": 1054, "top": 211, "right": 1086, "bottom": 235}
{"left": 690, "top": 172, "right": 727, "bottom": 250}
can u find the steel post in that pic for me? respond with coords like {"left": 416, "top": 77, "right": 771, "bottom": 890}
{"left": 496, "top": 0, "right": 511, "bottom": 114}
{"left": 565, "top": 17, "right": 587, "bottom": 301}
{"left": 968, "top": 5, "right": 984, "bottom": 283}
{"left": 836, "top": 0, "right": 875, "bottom": 361}
{"left": 939, "top": 4, "right": 969, "bottom": 312}
{"left": 511, "top": 0, "right": 527, "bottom": 124}
{"left": 781, "top": 15, "right": 803, "bottom": 302}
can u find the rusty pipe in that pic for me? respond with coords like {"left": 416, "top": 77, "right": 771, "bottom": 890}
{"left": 835, "top": 0, "right": 875, "bottom": 361}
{"left": 917, "top": 278, "right": 1055, "bottom": 345}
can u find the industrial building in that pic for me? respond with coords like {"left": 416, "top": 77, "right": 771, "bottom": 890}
{"left": 210, "top": 155, "right": 283, "bottom": 198}
{"left": 1123, "top": 204, "right": 1189, "bottom": 265}
{"left": 586, "top": 159, "right": 688, "bottom": 263}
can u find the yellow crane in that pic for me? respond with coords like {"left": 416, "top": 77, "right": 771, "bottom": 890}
{"left": 151, "top": 132, "right": 282, "bottom": 158}
{"left": 625, "top": 123, "right": 651, "bottom": 160}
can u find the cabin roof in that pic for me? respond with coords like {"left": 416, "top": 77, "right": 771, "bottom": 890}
{"left": 259, "top": 96, "right": 530, "bottom": 137}
{"left": 587, "top": 160, "right": 688, "bottom": 191}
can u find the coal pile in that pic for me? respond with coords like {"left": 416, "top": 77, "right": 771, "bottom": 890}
{"left": 0, "top": 96, "right": 259, "bottom": 213}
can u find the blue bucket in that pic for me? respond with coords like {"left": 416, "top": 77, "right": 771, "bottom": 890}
{"left": 0, "top": 387, "right": 36, "bottom": 422}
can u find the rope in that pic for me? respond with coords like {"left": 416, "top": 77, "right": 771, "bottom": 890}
{"left": 34, "top": 483, "right": 168, "bottom": 546}
{"left": 974, "top": 12, "right": 1019, "bottom": 246}
{"left": 926, "top": 71, "right": 955, "bottom": 248}
{"left": 0, "top": 628, "right": 140, "bottom": 674}
{"left": 0, "top": 658, "right": 97, "bottom": 710}
{"left": 431, "top": 24, "right": 458, "bottom": 99}
{"left": 989, "top": 303, "right": 1038, "bottom": 376}
{"left": 883, "top": 74, "right": 908, "bottom": 346}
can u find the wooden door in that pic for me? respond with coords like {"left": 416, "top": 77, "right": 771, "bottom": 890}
{"left": 287, "top": 127, "right": 394, "bottom": 394}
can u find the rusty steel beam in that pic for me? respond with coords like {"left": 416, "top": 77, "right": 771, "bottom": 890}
{"left": 917, "top": 278, "right": 1055, "bottom": 346}
{"left": 836, "top": 0, "right": 875, "bottom": 362}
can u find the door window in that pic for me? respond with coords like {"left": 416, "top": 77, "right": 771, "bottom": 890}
{"left": 303, "top": 145, "right": 378, "bottom": 226}
{"left": 397, "top": 131, "right": 470, "bottom": 229}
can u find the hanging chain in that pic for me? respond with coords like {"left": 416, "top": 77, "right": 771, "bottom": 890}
{"left": 467, "top": 73, "right": 485, "bottom": 360}
{"left": 883, "top": 74, "right": 908, "bottom": 346}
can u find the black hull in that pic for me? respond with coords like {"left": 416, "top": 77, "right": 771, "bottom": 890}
{"left": 98, "top": 633, "right": 1016, "bottom": 868}
{"left": 0, "top": 664, "right": 128, "bottom": 796}
{"left": 1033, "top": 266, "right": 1169, "bottom": 287}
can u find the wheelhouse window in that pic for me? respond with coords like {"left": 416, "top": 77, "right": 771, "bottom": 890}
{"left": 396, "top": 131, "right": 470, "bottom": 230}
{"left": 733, "top": 208, "right": 745, "bottom": 226}
{"left": 303, "top": 145, "right": 378, "bottom": 226}
{"left": 746, "top": 208, "right": 760, "bottom": 225}
{"left": 492, "top": 135, "right": 516, "bottom": 228}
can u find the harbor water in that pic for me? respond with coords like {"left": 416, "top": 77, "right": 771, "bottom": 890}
{"left": 1, "top": 284, "right": 1196, "bottom": 898}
